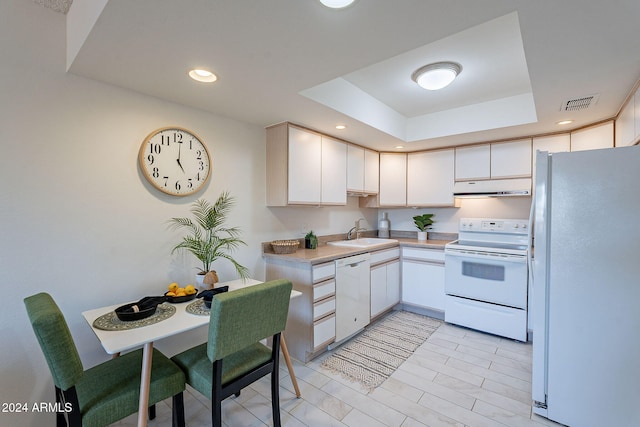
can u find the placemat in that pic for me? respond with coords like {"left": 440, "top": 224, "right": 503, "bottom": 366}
{"left": 92, "top": 303, "right": 176, "bottom": 331}
{"left": 186, "top": 299, "right": 210, "bottom": 316}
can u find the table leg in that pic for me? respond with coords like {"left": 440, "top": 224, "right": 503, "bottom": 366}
{"left": 280, "top": 334, "right": 301, "bottom": 398}
{"left": 137, "top": 342, "right": 153, "bottom": 427}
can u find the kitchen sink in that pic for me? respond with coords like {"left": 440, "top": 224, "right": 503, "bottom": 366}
{"left": 327, "top": 238, "right": 398, "bottom": 249}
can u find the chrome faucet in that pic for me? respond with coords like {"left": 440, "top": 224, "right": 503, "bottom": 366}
{"left": 347, "top": 218, "right": 366, "bottom": 240}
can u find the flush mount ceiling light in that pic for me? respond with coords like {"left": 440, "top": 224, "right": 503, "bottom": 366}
{"left": 557, "top": 120, "right": 574, "bottom": 125}
{"left": 335, "top": 124, "right": 347, "bottom": 130}
{"left": 319, "top": 0, "right": 356, "bottom": 9}
{"left": 188, "top": 69, "right": 218, "bottom": 83}
{"left": 411, "top": 62, "right": 462, "bottom": 91}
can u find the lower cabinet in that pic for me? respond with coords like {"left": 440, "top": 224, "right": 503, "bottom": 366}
{"left": 401, "top": 247, "right": 445, "bottom": 313}
{"left": 265, "top": 259, "right": 337, "bottom": 362}
{"left": 370, "top": 259, "right": 400, "bottom": 318}
{"left": 264, "top": 244, "right": 445, "bottom": 362}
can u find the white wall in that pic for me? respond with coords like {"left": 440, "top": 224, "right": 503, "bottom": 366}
{"left": 381, "top": 197, "right": 532, "bottom": 234}
{"left": 0, "top": 2, "right": 376, "bottom": 425}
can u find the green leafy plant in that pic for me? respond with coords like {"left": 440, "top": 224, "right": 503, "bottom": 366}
{"left": 168, "top": 191, "right": 249, "bottom": 279}
{"left": 413, "top": 213, "right": 435, "bottom": 231}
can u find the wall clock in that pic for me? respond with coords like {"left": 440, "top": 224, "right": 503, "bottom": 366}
{"left": 139, "top": 127, "right": 211, "bottom": 196}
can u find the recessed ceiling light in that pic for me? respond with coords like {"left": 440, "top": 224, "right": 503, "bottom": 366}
{"left": 335, "top": 125, "right": 347, "bottom": 130}
{"left": 411, "top": 62, "right": 462, "bottom": 91}
{"left": 557, "top": 120, "right": 574, "bottom": 125}
{"left": 319, "top": 0, "right": 356, "bottom": 9}
{"left": 188, "top": 69, "right": 218, "bottom": 83}
{"left": 395, "top": 145, "right": 405, "bottom": 149}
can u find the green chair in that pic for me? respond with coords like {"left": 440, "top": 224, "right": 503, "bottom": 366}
{"left": 171, "top": 279, "right": 292, "bottom": 427}
{"left": 24, "top": 292, "right": 186, "bottom": 427}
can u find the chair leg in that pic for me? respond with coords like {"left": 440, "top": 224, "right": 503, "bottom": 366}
{"left": 271, "top": 334, "right": 282, "bottom": 427}
{"left": 148, "top": 404, "right": 156, "bottom": 420}
{"left": 212, "top": 360, "right": 223, "bottom": 427}
{"left": 54, "top": 386, "right": 67, "bottom": 427}
{"left": 172, "top": 392, "right": 185, "bottom": 427}
{"left": 62, "top": 387, "right": 82, "bottom": 427}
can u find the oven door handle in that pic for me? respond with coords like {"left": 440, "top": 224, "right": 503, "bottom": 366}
{"left": 445, "top": 250, "right": 527, "bottom": 263}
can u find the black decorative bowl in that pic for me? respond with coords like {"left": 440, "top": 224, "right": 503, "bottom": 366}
{"left": 115, "top": 302, "right": 157, "bottom": 321}
{"left": 164, "top": 292, "right": 196, "bottom": 303}
{"left": 197, "top": 286, "right": 229, "bottom": 309}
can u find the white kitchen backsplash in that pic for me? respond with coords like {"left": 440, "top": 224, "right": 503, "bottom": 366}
{"left": 381, "top": 197, "right": 532, "bottom": 233}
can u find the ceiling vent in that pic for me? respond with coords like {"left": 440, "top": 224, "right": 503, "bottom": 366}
{"left": 33, "top": 0, "right": 73, "bottom": 14}
{"left": 560, "top": 94, "right": 600, "bottom": 112}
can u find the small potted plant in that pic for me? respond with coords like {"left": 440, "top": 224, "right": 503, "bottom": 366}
{"left": 413, "top": 213, "right": 434, "bottom": 241}
{"left": 305, "top": 230, "right": 318, "bottom": 249}
{"left": 168, "top": 191, "right": 249, "bottom": 287}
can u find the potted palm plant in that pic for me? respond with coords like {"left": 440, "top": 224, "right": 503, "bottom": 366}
{"left": 168, "top": 191, "right": 249, "bottom": 287}
{"left": 413, "top": 213, "right": 435, "bottom": 241}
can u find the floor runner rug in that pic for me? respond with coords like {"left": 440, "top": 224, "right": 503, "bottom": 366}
{"left": 320, "top": 310, "right": 442, "bottom": 391}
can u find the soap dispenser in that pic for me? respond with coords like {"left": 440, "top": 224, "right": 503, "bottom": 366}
{"left": 378, "top": 212, "right": 390, "bottom": 238}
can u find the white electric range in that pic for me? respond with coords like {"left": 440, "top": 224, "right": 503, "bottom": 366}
{"left": 444, "top": 218, "right": 529, "bottom": 341}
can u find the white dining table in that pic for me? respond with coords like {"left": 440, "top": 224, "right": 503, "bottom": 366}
{"left": 82, "top": 278, "right": 302, "bottom": 427}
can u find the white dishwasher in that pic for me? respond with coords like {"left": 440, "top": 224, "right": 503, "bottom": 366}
{"left": 333, "top": 252, "right": 371, "bottom": 344}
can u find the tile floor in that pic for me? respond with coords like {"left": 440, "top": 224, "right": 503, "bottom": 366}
{"left": 113, "top": 318, "right": 564, "bottom": 427}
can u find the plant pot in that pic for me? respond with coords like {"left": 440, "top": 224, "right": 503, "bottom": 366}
{"left": 305, "top": 236, "right": 318, "bottom": 249}
{"left": 195, "top": 273, "right": 205, "bottom": 287}
{"left": 417, "top": 231, "right": 428, "bottom": 241}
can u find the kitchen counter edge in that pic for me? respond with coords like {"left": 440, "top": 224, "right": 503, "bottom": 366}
{"left": 262, "top": 238, "right": 454, "bottom": 265}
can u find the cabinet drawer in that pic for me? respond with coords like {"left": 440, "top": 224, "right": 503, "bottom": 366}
{"left": 313, "top": 279, "right": 335, "bottom": 302}
{"left": 313, "top": 314, "right": 335, "bottom": 348}
{"left": 312, "top": 262, "right": 335, "bottom": 283}
{"left": 370, "top": 247, "right": 400, "bottom": 265}
{"left": 313, "top": 296, "right": 336, "bottom": 321}
{"left": 402, "top": 247, "right": 445, "bottom": 262}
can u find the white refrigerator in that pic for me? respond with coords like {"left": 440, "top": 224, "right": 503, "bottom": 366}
{"left": 531, "top": 146, "right": 640, "bottom": 427}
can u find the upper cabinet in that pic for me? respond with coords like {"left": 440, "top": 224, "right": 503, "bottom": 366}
{"left": 287, "top": 126, "right": 322, "bottom": 204}
{"left": 533, "top": 134, "right": 571, "bottom": 155}
{"left": 616, "top": 97, "right": 635, "bottom": 147}
{"left": 378, "top": 153, "right": 407, "bottom": 207}
{"left": 490, "top": 139, "right": 532, "bottom": 178}
{"left": 455, "top": 139, "right": 532, "bottom": 181}
{"left": 455, "top": 145, "right": 490, "bottom": 180}
{"left": 570, "top": 121, "right": 614, "bottom": 151}
{"left": 407, "top": 149, "right": 455, "bottom": 207}
{"left": 321, "top": 136, "right": 348, "bottom": 205}
{"left": 616, "top": 86, "right": 640, "bottom": 147}
{"left": 347, "top": 145, "right": 379, "bottom": 195}
{"left": 365, "top": 150, "right": 456, "bottom": 208}
{"left": 532, "top": 134, "right": 571, "bottom": 184}
{"left": 266, "top": 123, "right": 346, "bottom": 206}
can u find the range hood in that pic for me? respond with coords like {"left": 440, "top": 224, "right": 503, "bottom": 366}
{"left": 454, "top": 178, "right": 531, "bottom": 198}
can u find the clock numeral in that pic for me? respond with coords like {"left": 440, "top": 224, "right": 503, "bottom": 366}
{"left": 186, "top": 179, "right": 193, "bottom": 189}
{"left": 195, "top": 149, "right": 202, "bottom": 159}
{"left": 198, "top": 160, "right": 205, "bottom": 171}
{"left": 152, "top": 167, "right": 160, "bottom": 178}
{"left": 149, "top": 143, "right": 161, "bottom": 154}
{"left": 147, "top": 154, "right": 155, "bottom": 165}
{"left": 173, "top": 132, "right": 183, "bottom": 143}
